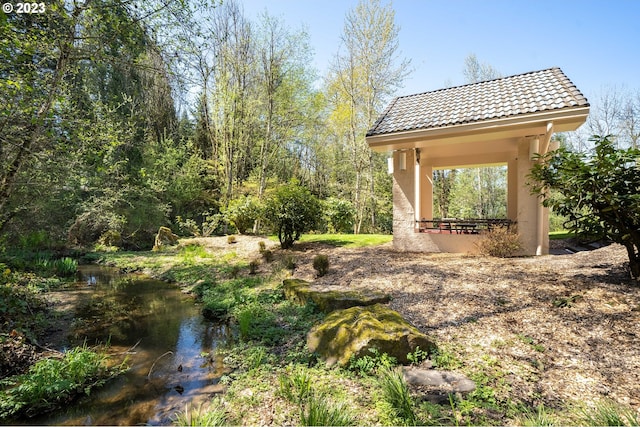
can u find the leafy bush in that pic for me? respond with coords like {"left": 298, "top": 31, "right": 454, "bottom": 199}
{"left": 322, "top": 197, "right": 355, "bottom": 233}
{"left": 529, "top": 135, "right": 640, "bottom": 279}
{"left": 227, "top": 235, "right": 237, "bottom": 244}
{"left": 348, "top": 348, "right": 397, "bottom": 376}
{"left": 312, "top": 254, "right": 329, "bottom": 277}
{"left": 476, "top": 226, "right": 522, "bottom": 257}
{"left": 263, "top": 180, "right": 321, "bottom": 249}
{"left": 222, "top": 196, "right": 260, "bottom": 235}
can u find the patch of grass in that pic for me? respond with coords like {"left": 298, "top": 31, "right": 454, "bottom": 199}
{"left": 0, "top": 345, "right": 125, "bottom": 419}
{"left": 376, "top": 366, "right": 417, "bottom": 426}
{"left": 581, "top": 400, "right": 640, "bottom": 426}
{"left": 300, "top": 392, "right": 356, "bottom": 426}
{"left": 295, "top": 233, "right": 392, "bottom": 248}
{"left": 549, "top": 230, "right": 575, "bottom": 240}
{"left": 171, "top": 399, "right": 227, "bottom": 426}
{"left": 518, "top": 404, "right": 558, "bottom": 426}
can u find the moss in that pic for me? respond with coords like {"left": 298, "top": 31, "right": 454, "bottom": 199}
{"left": 282, "top": 279, "right": 391, "bottom": 313}
{"left": 307, "top": 304, "right": 437, "bottom": 367}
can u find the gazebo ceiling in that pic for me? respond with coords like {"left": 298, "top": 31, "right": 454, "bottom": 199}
{"left": 367, "top": 67, "right": 590, "bottom": 152}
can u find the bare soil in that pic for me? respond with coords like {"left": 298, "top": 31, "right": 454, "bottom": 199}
{"left": 283, "top": 239, "right": 640, "bottom": 414}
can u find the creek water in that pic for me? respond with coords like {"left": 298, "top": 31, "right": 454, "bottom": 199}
{"left": 27, "top": 265, "right": 231, "bottom": 426}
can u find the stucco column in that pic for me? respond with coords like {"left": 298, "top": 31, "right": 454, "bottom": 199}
{"left": 507, "top": 157, "right": 518, "bottom": 221}
{"left": 422, "top": 163, "right": 433, "bottom": 221}
{"left": 517, "top": 138, "right": 540, "bottom": 255}
{"left": 414, "top": 150, "right": 421, "bottom": 228}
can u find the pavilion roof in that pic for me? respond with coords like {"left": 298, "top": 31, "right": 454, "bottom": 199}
{"left": 366, "top": 67, "right": 589, "bottom": 138}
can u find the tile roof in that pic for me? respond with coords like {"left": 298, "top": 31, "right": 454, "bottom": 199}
{"left": 366, "top": 67, "right": 589, "bottom": 137}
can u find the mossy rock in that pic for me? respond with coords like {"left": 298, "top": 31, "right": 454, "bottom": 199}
{"left": 307, "top": 304, "right": 437, "bottom": 367}
{"left": 283, "top": 279, "right": 391, "bottom": 313}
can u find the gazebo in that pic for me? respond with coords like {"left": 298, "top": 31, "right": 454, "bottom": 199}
{"left": 366, "top": 67, "right": 589, "bottom": 255}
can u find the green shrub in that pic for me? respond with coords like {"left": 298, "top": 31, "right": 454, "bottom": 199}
{"left": 263, "top": 180, "right": 321, "bottom": 249}
{"left": 258, "top": 241, "right": 266, "bottom": 253}
{"left": 312, "top": 254, "right": 329, "bottom": 277}
{"left": 227, "top": 235, "right": 237, "bottom": 244}
{"left": 322, "top": 197, "right": 355, "bottom": 233}
{"left": 222, "top": 196, "right": 260, "bottom": 235}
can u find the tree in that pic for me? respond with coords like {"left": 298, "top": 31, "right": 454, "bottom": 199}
{"left": 529, "top": 135, "right": 640, "bottom": 280}
{"left": 327, "top": 0, "right": 410, "bottom": 233}
{"left": 263, "top": 180, "right": 321, "bottom": 249}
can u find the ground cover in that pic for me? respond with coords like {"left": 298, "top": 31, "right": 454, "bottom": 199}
{"left": 93, "top": 234, "right": 640, "bottom": 426}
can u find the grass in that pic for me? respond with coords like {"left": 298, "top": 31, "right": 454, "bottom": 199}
{"left": 0, "top": 345, "right": 125, "bottom": 419}
{"left": 45, "top": 235, "right": 638, "bottom": 426}
{"left": 292, "top": 233, "right": 392, "bottom": 248}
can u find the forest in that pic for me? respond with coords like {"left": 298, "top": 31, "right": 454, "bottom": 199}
{"left": 1, "top": 0, "right": 403, "bottom": 251}
{"left": 3, "top": 0, "right": 640, "bottom": 251}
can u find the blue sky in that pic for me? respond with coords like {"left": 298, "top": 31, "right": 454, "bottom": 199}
{"left": 241, "top": 0, "right": 640, "bottom": 103}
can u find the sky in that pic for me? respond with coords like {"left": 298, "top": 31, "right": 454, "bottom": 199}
{"left": 240, "top": 0, "right": 640, "bottom": 104}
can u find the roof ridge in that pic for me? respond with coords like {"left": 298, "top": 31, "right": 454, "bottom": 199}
{"left": 397, "top": 67, "right": 562, "bottom": 100}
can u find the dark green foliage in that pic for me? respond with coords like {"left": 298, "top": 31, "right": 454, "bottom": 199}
{"left": 312, "top": 254, "right": 329, "bottom": 277}
{"left": 322, "top": 198, "right": 355, "bottom": 233}
{"left": 263, "top": 181, "right": 321, "bottom": 249}
{"left": 529, "top": 135, "right": 640, "bottom": 280}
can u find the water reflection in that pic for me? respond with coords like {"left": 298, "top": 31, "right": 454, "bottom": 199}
{"left": 28, "top": 266, "right": 230, "bottom": 426}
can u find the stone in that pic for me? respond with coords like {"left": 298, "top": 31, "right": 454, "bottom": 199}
{"left": 152, "top": 226, "right": 179, "bottom": 251}
{"left": 283, "top": 279, "right": 391, "bottom": 313}
{"left": 307, "top": 304, "right": 437, "bottom": 367}
{"left": 402, "top": 366, "right": 476, "bottom": 393}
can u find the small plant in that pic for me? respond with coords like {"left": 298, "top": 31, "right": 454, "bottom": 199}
{"left": 377, "top": 366, "right": 417, "bottom": 426}
{"left": 312, "top": 254, "right": 329, "bottom": 277}
{"left": 258, "top": 241, "right": 266, "bottom": 253}
{"left": 300, "top": 392, "right": 356, "bottom": 426}
{"left": 283, "top": 255, "right": 296, "bottom": 270}
{"left": 348, "top": 348, "right": 397, "bottom": 376}
{"left": 406, "top": 345, "right": 431, "bottom": 365}
{"left": 261, "top": 249, "right": 273, "bottom": 263}
{"left": 248, "top": 259, "right": 259, "bottom": 275}
{"left": 581, "top": 399, "right": 640, "bottom": 426}
{"left": 53, "top": 257, "right": 78, "bottom": 276}
{"left": 476, "top": 226, "right": 522, "bottom": 257}
{"left": 519, "top": 404, "right": 557, "bottom": 426}
{"left": 171, "top": 399, "right": 227, "bottom": 426}
{"left": 278, "top": 366, "right": 312, "bottom": 404}
{"left": 227, "top": 235, "right": 237, "bottom": 244}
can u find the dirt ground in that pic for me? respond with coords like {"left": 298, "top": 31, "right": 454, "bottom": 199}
{"left": 279, "top": 238, "right": 640, "bottom": 414}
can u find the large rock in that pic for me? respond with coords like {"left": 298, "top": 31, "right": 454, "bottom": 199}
{"left": 402, "top": 366, "right": 476, "bottom": 393}
{"left": 283, "top": 279, "right": 391, "bottom": 313}
{"left": 307, "top": 304, "right": 437, "bottom": 367}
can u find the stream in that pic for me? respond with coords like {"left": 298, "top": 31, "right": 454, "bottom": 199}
{"left": 25, "top": 265, "right": 231, "bottom": 426}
